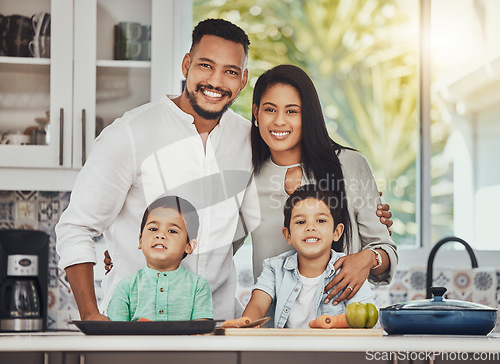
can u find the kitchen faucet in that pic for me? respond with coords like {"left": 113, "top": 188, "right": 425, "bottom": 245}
{"left": 426, "top": 236, "right": 478, "bottom": 298}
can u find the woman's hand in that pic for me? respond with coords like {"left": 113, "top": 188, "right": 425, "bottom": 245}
{"left": 323, "top": 250, "right": 374, "bottom": 305}
{"left": 104, "top": 250, "right": 113, "bottom": 275}
{"left": 377, "top": 192, "right": 393, "bottom": 235}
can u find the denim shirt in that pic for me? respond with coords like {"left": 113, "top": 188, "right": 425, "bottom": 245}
{"left": 253, "top": 250, "right": 375, "bottom": 328}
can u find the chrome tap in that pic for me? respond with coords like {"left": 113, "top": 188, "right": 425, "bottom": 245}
{"left": 426, "top": 236, "right": 478, "bottom": 298}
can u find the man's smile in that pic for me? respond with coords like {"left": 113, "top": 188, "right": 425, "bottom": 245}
{"left": 197, "top": 84, "right": 231, "bottom": 100}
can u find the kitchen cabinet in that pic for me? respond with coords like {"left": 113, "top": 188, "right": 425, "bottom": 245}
{"left": 0, "top": 0, "right": 72, "bottom": 170}
{"left": 0, "top": 0, "right": 191, "bottom": 190}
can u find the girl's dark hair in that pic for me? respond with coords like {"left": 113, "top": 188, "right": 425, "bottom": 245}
{"left": 251, "top": 64, "right": 352, "bottom": 251}
{"left": 191, "top": 18, "right": 250, "bottom": 56}
{"left": 140, "top": 195, "right": 199, "bottom": 244}
{"left": 283, "top": 184, "right": 345, "bottom": 252}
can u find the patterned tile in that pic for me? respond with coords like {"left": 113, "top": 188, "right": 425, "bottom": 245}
{"left": 452, "top": 270, "right": 473, "bottom": 290}
{"left": 0, "top": 200, "right": 15, "bottom": 221}
{"left": 0, "top": 221, "right": 15, "bottom": 229}
{"left": 238, "top": 290, "right": 252, "bottom": 307}
{"left": 48, "top": 267, "right": 59, "bottom": 288}
{"left": 48, "top": 244, "right": 59, "bottom": 269}
{"left": 39, "top": 191, "right": 61, "bottom": 200}
{"left": 15, "top": 191, "right": 37, "bottom": 201}
{"left": 17, "top": 200, "right": 36, "bottom": 220}
{"left": 59, "top": 192, "right": 71, "bottom": 214}
{"left": 38, "top": 201, "right": 60, "bottom": 222}
{"left": 408, "top": 269, "right": 426, "bottom": 290}
{"left": 0, "top": 191, "right": 15, "bottom": 199}
{"left": 474, "top": 270, "right": 495, "bottom": 291}
{"left": 432, "top": 271, "right": 451, "bottom": 290}
{"left": 237, "top": 269, "right": 254, "bottom": 288}
{"left": 59, "top": 284, "right": 78, "bottom": 312}
{"left": 388, "top": 282, "right": 408, "bottom": 304}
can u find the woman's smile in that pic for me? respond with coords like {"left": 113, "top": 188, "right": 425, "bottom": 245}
{"left": 270, "top": 130, "right": 291, "bottom": 139}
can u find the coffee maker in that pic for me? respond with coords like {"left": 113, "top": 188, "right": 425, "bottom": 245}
{"left": 0, "top": 230, "right": 49, "bottom": 332}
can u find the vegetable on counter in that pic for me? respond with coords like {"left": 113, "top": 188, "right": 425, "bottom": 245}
{"left": 221, "top": 316, "right": 251, "bottom": 328}
{"left": 309, "top": 313, "right": 349, "bottom": 329}
{"left": 345, "top": 302, "right": 378, "bottom": 328}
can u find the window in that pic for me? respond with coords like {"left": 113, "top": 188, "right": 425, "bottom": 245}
{"left": 192, "top": 0, "right": 500, "bottom": 267}
{"left": 430, "top": 0, "right": 500, "bottom": 254}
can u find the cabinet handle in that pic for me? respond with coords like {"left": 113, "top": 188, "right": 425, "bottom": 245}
{"left": 59, "top": 108, "right": 64, "bottom": 166}
{"left": 82, "top": 109, "right": 87, "bottom": 166}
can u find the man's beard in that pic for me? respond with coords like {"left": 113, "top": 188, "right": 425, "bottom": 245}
{"left": 185, "top": 83, "right": 234, "bottom": 120}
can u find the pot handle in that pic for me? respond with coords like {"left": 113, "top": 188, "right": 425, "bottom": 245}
{"left": 430, "top": 286, "right": 447, "bottom": 298}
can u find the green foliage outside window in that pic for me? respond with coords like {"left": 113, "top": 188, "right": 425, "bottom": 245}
{"left": 193, "top": 0, "right": 453, "bottom": 246}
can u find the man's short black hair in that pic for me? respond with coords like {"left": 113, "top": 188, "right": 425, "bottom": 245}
{"left": 191, "top": 18, "right": 250, "bottom": 56}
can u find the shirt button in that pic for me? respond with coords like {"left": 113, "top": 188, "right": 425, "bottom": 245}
{"left": 294, "top": 288, "right": 299, "bottom": 292}
{"left": 163, "top": 273, "right": 167, "bottom": 276}
{"left": 159, "top": 310, "right": 164, "bottom": 314}
{"left": 284, "top": 308, "right": 289, "bottom": 313}
{"left": 160, "top": 288, "right": 164, "bottom": 292}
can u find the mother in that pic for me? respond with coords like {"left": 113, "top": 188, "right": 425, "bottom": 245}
{"left": 250, "top": 64, "right": 397, "bottom": 304}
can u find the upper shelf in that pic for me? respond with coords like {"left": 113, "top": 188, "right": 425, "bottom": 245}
{"left": 96, "top": 60, "right": 151, "bottom": 68}
{"left": 0, "top": 56, "right": 50, "bottom": 66}
{"left": 0, "top": 57, "right": 151, "bottom": 69}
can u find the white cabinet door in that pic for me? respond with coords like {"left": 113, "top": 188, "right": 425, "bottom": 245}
{"left": 0, "top": 0, "right": 191, "bottom": 189}
{"left": 74, "top": 0, "right": 191, "bottom": 168}
{"left": 0, "top": 0, "right": 73, "bottom": 168}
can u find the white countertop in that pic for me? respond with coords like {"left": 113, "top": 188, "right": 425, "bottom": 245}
{"left": 1, "top": 332, "right": 500, "bottom": 353}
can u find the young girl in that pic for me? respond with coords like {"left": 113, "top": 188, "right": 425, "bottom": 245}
{"left": 250, "top": 64, "right": 397, "bottom": 305}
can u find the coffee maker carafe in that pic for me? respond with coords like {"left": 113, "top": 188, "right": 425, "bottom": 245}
{"left": 0, "top": 230, "right": 49, "bottom": 332}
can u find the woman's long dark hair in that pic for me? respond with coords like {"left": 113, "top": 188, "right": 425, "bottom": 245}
{"left": 251, "top": 64, "right": 353, "bottom": 252}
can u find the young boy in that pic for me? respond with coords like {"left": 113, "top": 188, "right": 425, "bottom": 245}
{"left": 107, "top": 195, "right": 213, "bottom": 321}
{"left": 224, "top": 184, "right": 375, "bottom": 328}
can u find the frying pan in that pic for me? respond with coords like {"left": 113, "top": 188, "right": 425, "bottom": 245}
{"left": 71, "top": 320, "right": 216, "bottom": 335}
{"left": 380, "top": 287, "right": 497, "bottom": 335}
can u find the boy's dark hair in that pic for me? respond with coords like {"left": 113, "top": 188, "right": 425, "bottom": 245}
{"left": 191, "top": 18, "right": 250, "bottom": 57}
{"left": 140, "top": 195, "right": 200, "bottom": 245}
{"left": 283, "top": 184, "right": 346, "bottom": 252}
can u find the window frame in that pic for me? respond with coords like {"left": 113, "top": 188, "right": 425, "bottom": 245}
{"left": 399, "top": 0, "right": 500, "bottom": 270}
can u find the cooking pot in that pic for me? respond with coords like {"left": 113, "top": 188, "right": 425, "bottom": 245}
{"left": 380, "top": 287, "right": 497, "bottom": 335}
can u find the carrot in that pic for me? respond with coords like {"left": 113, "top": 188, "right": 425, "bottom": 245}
{"left": 309, "top": 314, "right": 349, "bottom": 329}
{"left": 138, "top": 317, "right": 152, "bottom": 322}
{"left": 221, "top": 316, "right": 251, "bottom": 328}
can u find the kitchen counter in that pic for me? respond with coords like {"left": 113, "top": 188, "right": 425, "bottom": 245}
{"left": 0, "top": 331, "right": 499, "bottom": 352}
{"left": 1, "top": 331, "right": 500, "bottom": 364}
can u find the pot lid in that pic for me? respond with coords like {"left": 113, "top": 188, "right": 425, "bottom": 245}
{"left": 381, "top": 287, "right": 497, "bottom": 311}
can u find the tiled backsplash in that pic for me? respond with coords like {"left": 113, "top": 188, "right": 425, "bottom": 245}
{"left": 1, "top": 190, "right": 499, "bottom": 332}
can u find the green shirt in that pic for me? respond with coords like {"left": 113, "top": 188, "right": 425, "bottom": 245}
{"left": 107, "top": 264, "right": 213, "bottom": 321}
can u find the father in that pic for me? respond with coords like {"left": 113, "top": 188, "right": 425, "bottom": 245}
{"left": 56, "top": 19, "right": 258, "bottom": 321}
